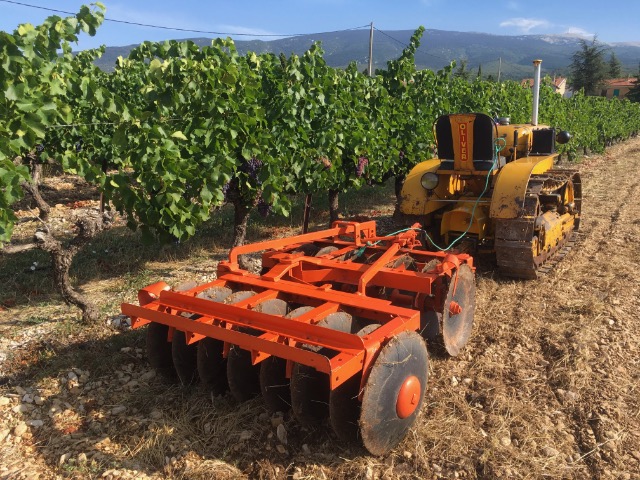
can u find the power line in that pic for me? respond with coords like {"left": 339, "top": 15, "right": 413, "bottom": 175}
{"left": 373, "top": 26, "right": 408, "bottom": 48}
{"left": 373, "top": 26, "right": 452, "bottom": 64}
{"left": 0, "top": 0, "right": 369, "bottom": 38}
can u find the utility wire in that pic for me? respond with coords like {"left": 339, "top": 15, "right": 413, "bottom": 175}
{"left": 373, "top": 26, "right": 452, "bottom": 64}
{"left": 0, "top": 0, "right": 369, "bottom": 38}
{"left": 373, "top": 26, "right": 408, "bottom": 48}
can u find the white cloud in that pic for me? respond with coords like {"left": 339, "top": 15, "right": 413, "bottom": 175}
{"left": 500, "top": 17, "right": 551, "bottom": 33}
{"left": 563, "top": 27, "right": 595, "bottom": 38}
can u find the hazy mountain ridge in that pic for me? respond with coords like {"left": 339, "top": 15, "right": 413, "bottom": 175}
{"left": 91, "top": 28, "right": 640, "bottom": 79}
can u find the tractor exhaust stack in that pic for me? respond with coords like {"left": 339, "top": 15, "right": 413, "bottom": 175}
{"left": 532, "top": 59, "right": 542, "bottom": 126}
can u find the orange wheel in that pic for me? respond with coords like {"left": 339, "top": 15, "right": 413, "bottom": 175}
{"left": 360, "top": 331, "right": 429, "bottom": 456}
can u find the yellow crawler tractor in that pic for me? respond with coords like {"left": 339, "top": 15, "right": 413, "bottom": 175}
{"left": 400, "top": 60, "right": 581, "bottom": 278}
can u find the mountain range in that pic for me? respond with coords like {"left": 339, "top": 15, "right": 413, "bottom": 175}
{"left": 92, "top": 28, "right": 640, "bottom": 80}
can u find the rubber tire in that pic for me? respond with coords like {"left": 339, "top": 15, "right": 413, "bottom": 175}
{"left": 359, "top": 330, "right": 429, "bottom": 456}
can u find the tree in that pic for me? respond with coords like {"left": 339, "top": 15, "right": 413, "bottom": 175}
{"left": 627, "top": 62, "right": 640, "bottom": 103}
{"left": 569, "top": 37, "right": 608, "bottom": 95}
{"left": 608, "top": 52, "right": 622, "bottom": 78}
{"left": 477, "top": 64, "right": 483, "bottom": 79}
{"left": 454, "top": 59, "right": 470, "bottom": 81}
{"left": 0, "top": 5, "right": 118, "bottom": 322}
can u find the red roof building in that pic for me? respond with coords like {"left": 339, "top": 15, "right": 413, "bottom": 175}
{"left": 521, "top": 76, "right": 567, "bottom": 96}
{"left": 602, "top": 77, "right": 638, "bottom": 99}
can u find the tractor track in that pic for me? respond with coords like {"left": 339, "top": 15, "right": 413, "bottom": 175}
{"left": 485, "top": 137, "right": 640, "bottom": 478}
{"left": 419, "top": 136, "right": 640, "bottom": 479}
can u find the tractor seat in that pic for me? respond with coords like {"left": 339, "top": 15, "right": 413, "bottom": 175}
{"left": 435, "top": 113, "right": 498, "bottom": 171}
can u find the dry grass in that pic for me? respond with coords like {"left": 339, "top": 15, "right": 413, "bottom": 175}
{"left": 1, "top": 140, "right": 640, "bottom": 479}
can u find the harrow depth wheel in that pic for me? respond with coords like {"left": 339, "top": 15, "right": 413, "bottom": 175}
{"left": 360, "top": 330, "right": 429, "bottom": 456}
{"left": 441, "top": 264, "right": 475, "bottom": 356}
{"left": 421, "top": 263, "right": 475, "bottom": 357}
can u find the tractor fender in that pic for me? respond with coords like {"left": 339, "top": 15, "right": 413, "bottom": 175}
{"left": 489, "top": 155, "right": 555, "bottom": 219}
{"left": 400, "top": 159, "right": 457, "bottom": 216}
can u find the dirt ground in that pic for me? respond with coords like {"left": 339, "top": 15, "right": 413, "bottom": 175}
{"left": 0, "top": 137, "right": 639, "bottom": 479}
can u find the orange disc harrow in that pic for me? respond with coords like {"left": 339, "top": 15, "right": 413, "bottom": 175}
{"left": 121, "top": 221, "right": 475, "bottom": 455}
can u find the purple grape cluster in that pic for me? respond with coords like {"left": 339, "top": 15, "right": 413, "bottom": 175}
{"left": 257, "top": 198, "right": 272, "bottom": 217}
{"left": 356, "top": 157, "right": 369, "bottom": 178}
{"left": 75, "top": 139, "right": 83, "bottom": 153}
{"left": 240, "top": 157, "right": 263, "bottom": 181}
{"left": 222, "top": 181, "right": 231, "bottom": 201}
{"left": 399, "top": 150, "right": 405, "bottom": 160}
{"left": 35, "top": 144, "right": 45, "bottom": 153}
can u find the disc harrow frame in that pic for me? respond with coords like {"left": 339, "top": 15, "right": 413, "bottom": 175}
{"left": 122, "top": 221, "right": 475, "bottom": 455}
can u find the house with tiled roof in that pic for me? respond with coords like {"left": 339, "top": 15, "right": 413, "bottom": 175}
{"left": 601, "top": 77, "right": 638, "bottom": 99}
{"left": 521, "top": 76, "right": 567, "bottom": 96}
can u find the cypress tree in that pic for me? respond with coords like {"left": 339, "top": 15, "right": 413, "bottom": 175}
{"left": 608, "top": 52, "right": 622, "bottom": 78}
{"left": 569, "top": 37, "right": 608, "bottom": 95}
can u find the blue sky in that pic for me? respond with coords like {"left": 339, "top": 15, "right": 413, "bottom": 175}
{"left": 1, "top": 0, "right": 638, "bottom": 49}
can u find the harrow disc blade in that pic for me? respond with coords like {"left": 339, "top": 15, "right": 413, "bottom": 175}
{"left": 259, "top": 305, "right": 309, "bottom": 412}
{"left": 441, "top": 264, "right": 475, "bottom": 356}
{"left": 196, "top": 286, "right": 232, "bottom": 302}
{"left": 197, "top": 337, "right": 227, "bottom": 394}
{"left": 260, "top": 356, "right": 290, "bottom": 413}
{"left": 315, "top": 245, "right": 346, "bottom": 262}
{"left": 171, "top": 329, "right": 199, "bottom": 386}
{"left": 291, "top": 311, "right": 356, "bottom": 425}
{"left": 224, "top": 290, "right": 256, "bottom": 304}
{"left": 223, "top": 290, "right": 262, "bottom": 402}
{"left": 360, "top": 330, "right": 429, "bottom": 456}
{"left": 227, "top": 346, "right": 261, "bottom": 402}
{"left": 195, "top": 286, "right": 233, "bottom": 393}
{"left": 419, "top": 261, "right": 442, "bottom": 343}
{"left": 146, "top": 322, "right": 176, "bottom": 380}
{"left": 329, "top": 323, "right": 380, "bottom": 442}
{"left": 252, "top": 298, "right": 289, "bottom": 316}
